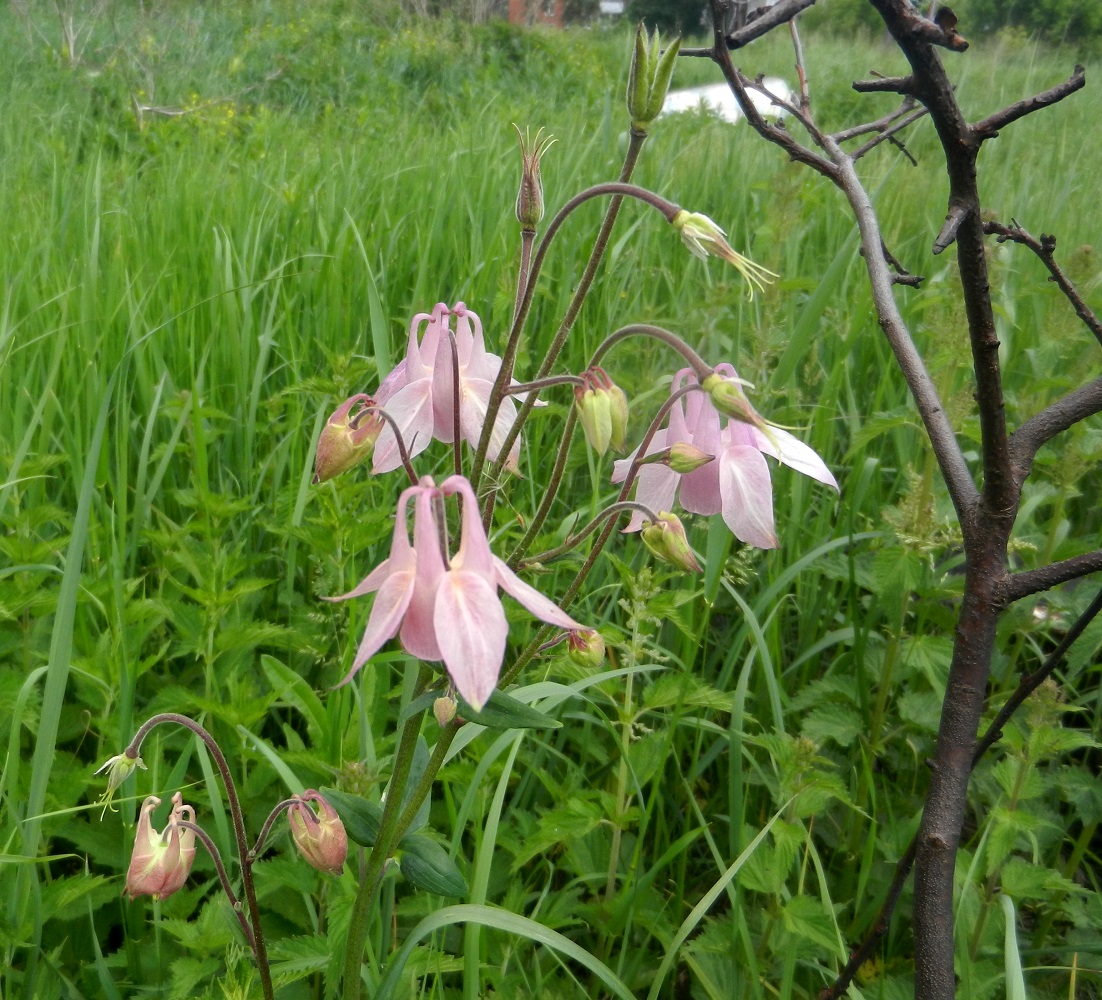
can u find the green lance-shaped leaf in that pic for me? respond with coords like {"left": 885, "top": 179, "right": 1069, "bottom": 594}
{"left": 398, "top": 833, "right": 468, "bottom": 897}
{"left": 320, "top": 788, "right": 383, "bottom": 848}
{"left": 457, "top": 689, "right": 562, "bottom": 730}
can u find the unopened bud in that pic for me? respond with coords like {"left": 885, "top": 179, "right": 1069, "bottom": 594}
{"left": 641, "top": 512, "right": 702, "bottom": 573}
{"left": 313, "top": 394, "right": 384, "bottom": 484}
{"left": 514, "top": 126, "right": 555, "bottom": 229}
{"left": 666, "top": 442, "right": 714, "bottom": 473}
{"left": 125, "top": 793, "right": 197, "bottom": 901}
{"left": 671, "top": 210, "right": 777, "bottom": 299}
{"left": 566, "top": 629, "right": 606, "bottom": 669}
{"left": 288, "top": 790, "right": 348, "bottom": 876}
{"left": 574, "top": 367, "right": 629, "bottom": 456}
{"left": 434, "top": 696, "right": 457, "bottom": 727}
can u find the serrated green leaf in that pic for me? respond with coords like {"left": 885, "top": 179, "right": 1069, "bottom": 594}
{"left": 801, "top": 702, "right": 864, "bottom": 748}
{"left": 780, "top": 895, "right": 839, "bottom": 955}
{"left": 260, "top": 654, "right": 326, "bottom": 736}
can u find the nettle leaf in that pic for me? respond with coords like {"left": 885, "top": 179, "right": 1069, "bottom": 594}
{"left": 321, "top": 787, "right": 382, "bottom": 847}
{"left": 269, "top": 934, "right": 332, "bottom": 983}
{"left": 780, "top": 895, "right": 841, "bottom": 956}
{"left": 38, "top": 873, "right": 116, "bottom": 921}
{"left": 901, "top": 634, "right": 954, "bottom": 693}
{"left": 1028, "top": 724, "right": 1099, "bottom": 759}
{"left": 169, "top": 957, "right": 223, "bottom": 1000}
{"left": 511, "top": 792, "right": 611, "bottom": 870}
{"left": 1056, "top": 765, "right": 1102, "bottom": 824}
{"left": 789, "top": 674, "right": 858, "bottom": 712}
{"left": 898, "top": 689, "right": 942, "bottom": 734}
{"left": 801, "top": 701, "right": 864, "bottom": 748}
{"left": 1000, "top": 857, "right": 1082, "bottom": 900}
{"left": 642, "top": 673, "right": 731, "bottom": 713}
{"left": 984, "top": 806, "right": 1052, "bottom": 876}
{"left": 398, "top": 833, "right": 467, "bottom": 897}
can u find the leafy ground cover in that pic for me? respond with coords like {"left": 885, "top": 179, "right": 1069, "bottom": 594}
{"left": 1, "top": 3, "right": 1101, "bottom": 997}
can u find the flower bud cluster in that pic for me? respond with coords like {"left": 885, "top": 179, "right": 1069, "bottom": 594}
{"left": 626, "top": 24, "right": 681, "bottom": 133}
{"left": 574, "top": 367, "right": 629, "bottom": 456}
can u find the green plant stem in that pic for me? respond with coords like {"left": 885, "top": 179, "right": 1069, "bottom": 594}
{"left": 125, "top": 713, "right": 273, "bottom": 1000}
{"left": 472, "top": 134, "right": 662, "bottom": 494}
{"left": 518, "top": 501, "right": 660, "bottom": 567}
{"left": 178, "top": 819, "right": 256, "bottom": 952}
{"left": 512, "top": 229, "right": 536, "bottom": 330}
{"left": 342, "top": 665, "right": 432, "bottom": 999}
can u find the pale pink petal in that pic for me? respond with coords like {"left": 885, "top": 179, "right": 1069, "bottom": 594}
{"left": 719, "top": 446, "right": 778, "bottom": 548}
{"left": 434, "top": 569, "right": 507, "bottom": 711}
{"left": 372, "top": 378, "right": 435, "bottom": 473}
{"left": 338, "top": 569, "right": 417, "bottom": 685}
{"left": 493, "top": 557, "right": 584, "bottom": 630}
{"left": 461, "top": 381, "right": 520, "bottom": 466}
{"left": 624, "top": 461, "right": 681, "bottom": 531}
{"left": 400, "top": 485, "right": 446, "bottom": 660}
{"left": 375, "top": 359, "right": 407, "bottom": 407}
{"left": 678, "top": 459, "right": 722, "bottom": 517}
{"left": 611, "top": 428, "right": 667, "bottom": 485}
{"left": 324, "top": 559, "right": 393, "bottom": 602}
{"left": 753, "top": 426, "right": 839, "bottom": 490}
{"left": 678, "top": 388, "right": 723, "bottom": 513}
{"left": 441, "top": 475, "right": 496, "bottom": 578}
{"left": 430, "top": 333, "right": 459, "bottom": 444}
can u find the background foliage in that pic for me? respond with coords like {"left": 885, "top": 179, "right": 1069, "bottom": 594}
{"left": 1, "top": 1, "right": 1100, "bottom": 998}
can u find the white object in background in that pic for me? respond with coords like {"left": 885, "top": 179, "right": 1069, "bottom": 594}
{"left": 660, "top": 78, "right": 792, "bottom": 123}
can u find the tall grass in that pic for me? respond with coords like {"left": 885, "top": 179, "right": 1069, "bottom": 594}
{"left": 1, "top": 3, "right": 1100, "bottom": 997}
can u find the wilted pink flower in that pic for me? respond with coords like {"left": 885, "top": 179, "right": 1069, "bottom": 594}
{"left": 125, "top": 793, "right": 196, "bottom": 901}
{"left": 612, "top": 365, "right": 837, "bottom": 548}
{"left": 288, "top": 790, "right": 347, "bottom": 876}
{"left": 371, "top": 303, "right": 525, "bottom": 475}
{"left": 329, "top": 475, "right": 583, "bottom": 710}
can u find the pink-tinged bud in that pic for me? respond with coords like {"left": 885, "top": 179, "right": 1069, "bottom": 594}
{"left": 433, "top": 695, "right": 457, "bottom": 727}
{"left": 574, "top": 367, "right": 629, "bottom": 456}
{"left": 670, "top": 210, "right": 777, "bottom": 299}
{"left": 514, "top": 126, "right": 555, "bottom": 229}
{"left": 125, "top": 793, "right": 197, "bottom": 901}
{"left": 641, "top": 512, "right": 702, "bottom": 573}
{"left": 313, "top": 394, "right": 384, "bottom": 484}
{"left": 566, "top": 629, "right": 606, "bottom": 669}
{"left": 288, "top": 790, "right": 347, "bottom": 876}
{"left": 700, "top": 372, "right": 766, "bottom": 428}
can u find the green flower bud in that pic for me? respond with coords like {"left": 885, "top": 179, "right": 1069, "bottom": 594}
{"left": 666, "top": 442, "right": 714, "bottom": 473}
{"left": 567, "top": 629, "right": 606, "bottom": 670}
{"left": 434, "top": 695, "right": 457, "bottom": 727}
{"left": 574, "top": 367, "right": 629, "bottom": 456}
{"left": 642, "top": 512, "right": 702, "bottom": 573}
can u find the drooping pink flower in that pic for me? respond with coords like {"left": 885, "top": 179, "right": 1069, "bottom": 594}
{"left": 288, "top": 790, "right": 347, "bottom": 876}
{"left": 371, "top": 303, "right": 524, "bottom": 475}
{"left": 612, "top": 365, "right": 837, "bottom": 549}
{"left": 125, "top": 793, "right": 197, "bottom": 901}
{"left": 329, "top": 475, "right": 583, "bottom": 710}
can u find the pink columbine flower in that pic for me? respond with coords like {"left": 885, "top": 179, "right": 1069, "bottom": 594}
{"left": 612, "top": 365, "right": 838, "bottom": 549}
{"left": 328, "top": 474, "right": 583, "bottom": 710}
{"left": 371, "top": 303, "right": 525, "bottom": 475}
{"left": 125, "top": 793, "right": 197, "bottom": 901}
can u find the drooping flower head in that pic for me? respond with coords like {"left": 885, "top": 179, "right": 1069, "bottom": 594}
{"left": 288, "top": 790, "right": 347, "bottom": 876}
{"left": 313, "top": 393, "right": 384, "bottom": 484}
{"left": 329, "top": 475, "right": 584, "bottom": 710}
{"left": 613, "top": 365, "right": 837, "bottom": 549}
{"left": 95, "top": 751, "right": 146, "bottom": 815}
{"left": 371, "top": 304, "right": 526, "bottom": 475}
{"left": 125, "top": 793, "right": 197, "bottom": 901}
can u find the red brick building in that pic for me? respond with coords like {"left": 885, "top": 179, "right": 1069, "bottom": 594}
{"left": 507, "top": 0, "right": 566, "bottom": 27}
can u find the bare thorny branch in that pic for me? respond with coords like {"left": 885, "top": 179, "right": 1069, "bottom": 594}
{"left": 698, "top": 2, "right": 1097, "bottom": 998}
